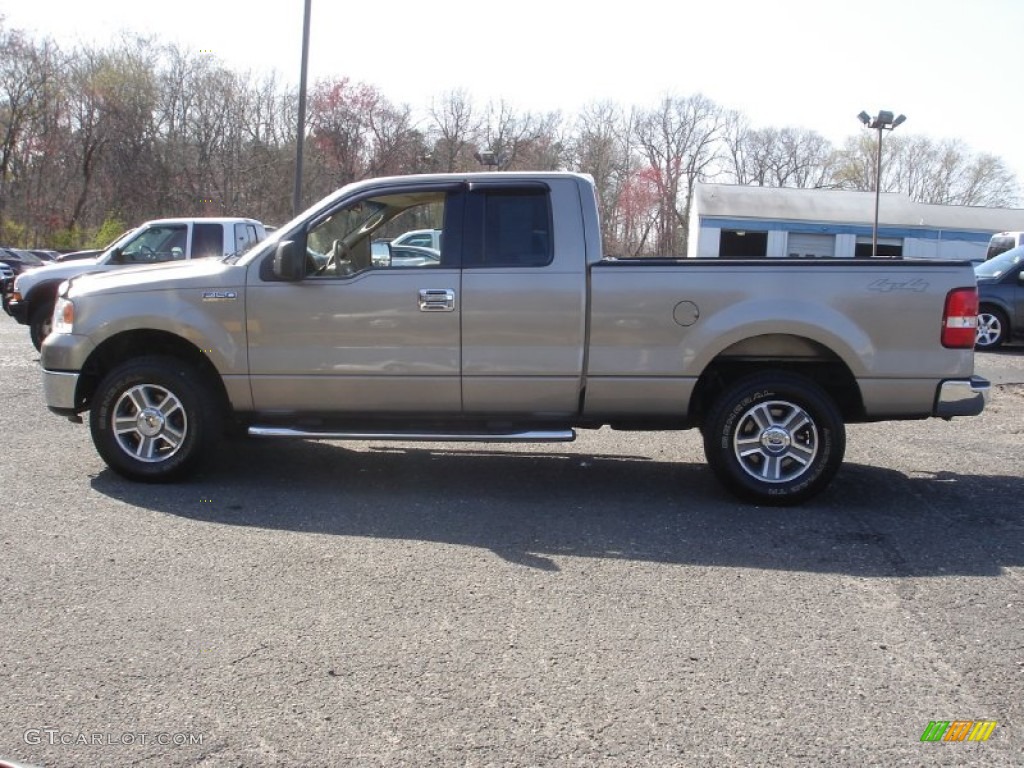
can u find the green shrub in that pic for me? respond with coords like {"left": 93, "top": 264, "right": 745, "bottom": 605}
{"left": 90, "top": 215, "right": 128, "bottom": 249}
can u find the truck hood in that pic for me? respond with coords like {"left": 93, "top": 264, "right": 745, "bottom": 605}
{"left": 14, "top": 257, "right": 104, "bottom": 292}
{"left": 66, "top": 258, "right": 242, "bottom": 298}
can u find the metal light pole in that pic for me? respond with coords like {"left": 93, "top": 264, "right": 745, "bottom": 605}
{"left": 857, "top": 110, "right": 906, "bottom": 257}
{"left": 293, "top": 0, "right": 312, "bottom": 216}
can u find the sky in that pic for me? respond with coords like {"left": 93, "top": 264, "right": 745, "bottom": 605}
{"left": 4, "top": 0, "right": 1024, "bottom": 196}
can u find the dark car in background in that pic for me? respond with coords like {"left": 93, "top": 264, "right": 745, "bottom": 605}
{"left": 975, "top": 245, "right": 1023, "bottom": 349}
{"left": 0, "top": 248, "right": 45, "bottom": 310}
{"left": 0, "top": 247, "right": 44, "bottom": 273}
{"left": 0, "top": 261, "right": 12, "bottom": 296}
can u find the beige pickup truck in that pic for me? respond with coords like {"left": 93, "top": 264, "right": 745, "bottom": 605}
{"left": 39, "top": 172, "right": 989, "bottom": 504}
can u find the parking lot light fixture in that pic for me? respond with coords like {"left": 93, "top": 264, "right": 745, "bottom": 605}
{"left": 858, "top": 110, "right": 907, "bottom": 257}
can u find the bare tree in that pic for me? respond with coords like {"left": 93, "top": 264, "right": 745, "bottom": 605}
{"left": 235, "top": 71, "right": 298, "bottom": 223}
{"left": 633, "top": 93, "right": 726, "bottom": 254}
{"left": 834, "top": 134, "right": 1020, "bottom": 206}
{"left": 365, "top": 100, "right": 426, "bottom": 178}
{"left": 723, "top": 118, "right": 838, "bottom": 189}
{"left": 98, "top": 38, "right": 160, "bottom": 223}
{"left": 63, "top": 47, "right": 109, "bottom": 234}
{"left": 426, "top": 89, "right": 482, "bottom": 172}
{"left": 567, "top": 101, "right": 639, "bottom": 255}
{"left": 307, "top": 78, "right": 378, "bottom": 187}
{"left": 0, "top": 25, "right": 56, "bottom": 241}
{"left": 479, "top": 101, "right": 565, "bottom": 171}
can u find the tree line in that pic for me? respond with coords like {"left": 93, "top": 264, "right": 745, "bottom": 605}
{"left": 1, "top": 23, "right": 1020, "bottom": 256}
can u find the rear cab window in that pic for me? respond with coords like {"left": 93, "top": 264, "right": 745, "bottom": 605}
{"left": 192, "top": 223, "right": 225, "bottom": 259}
{"left": 462, "top": 186, "right": 553, "bottom": 268}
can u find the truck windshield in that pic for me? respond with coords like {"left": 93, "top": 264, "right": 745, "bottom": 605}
{"left": 112, "top": 225, "right": 188, "bottom": 264}
{"left": 975, "top": 246, "right": 1024, "bottom": 278}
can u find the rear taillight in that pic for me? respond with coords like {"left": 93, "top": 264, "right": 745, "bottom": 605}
{"left": 942, "top": 287, "right": 978, "bottom": 348}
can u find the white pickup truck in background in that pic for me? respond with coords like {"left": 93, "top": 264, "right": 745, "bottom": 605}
{"left": 6, "top": 217, "right": 267, "bottom": 349}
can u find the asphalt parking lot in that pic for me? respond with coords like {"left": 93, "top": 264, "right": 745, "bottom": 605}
{"left": 0, "top": 317, "right": 1021, "bottom": 767}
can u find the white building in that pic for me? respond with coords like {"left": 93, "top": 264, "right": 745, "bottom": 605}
{"left": 688, "top": 183, "right": 1024, "bottom": 262}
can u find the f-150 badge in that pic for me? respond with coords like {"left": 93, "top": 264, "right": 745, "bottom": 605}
{"left": 202, "top": 291, "right": 237, "bottom": 301}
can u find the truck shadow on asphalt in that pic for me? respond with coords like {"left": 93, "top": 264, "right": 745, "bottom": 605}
{"left": 91, "top": 439, "right": 1024, "bottom": 577}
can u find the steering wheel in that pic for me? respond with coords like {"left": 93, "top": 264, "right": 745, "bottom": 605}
{"left": 325, "top": 239, "right": 354, "bottom": 277}
{"left": 132, "top": 244, "right": 156, "bottom": 262}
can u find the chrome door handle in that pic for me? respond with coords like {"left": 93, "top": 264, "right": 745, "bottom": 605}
{"left": 418, "top": 288, "right": 456, "bottom": 312}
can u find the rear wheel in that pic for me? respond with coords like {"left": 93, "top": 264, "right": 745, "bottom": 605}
{"left": 89, "top": 356, "right": 221, "bottom": 482}
{"left": 702, "top": 372, "right": 845, "bottom": 505}
{"left": 975, "top": 307, "right": 1008, "bottom": 350}
{"left": 30, "top": 302, "right": 55, "bottom": 351}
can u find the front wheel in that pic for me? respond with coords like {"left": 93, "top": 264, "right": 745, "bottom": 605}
{"left": 702, "top": 373, "right": 845, "bottom": 505}
{"left": 90, "top": 356, "right": 221, "bottom": 482}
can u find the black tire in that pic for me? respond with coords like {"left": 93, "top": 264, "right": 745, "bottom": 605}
{"left": 30, "top": 302, "right": 55, "bottom": 351}
{"left": 89, "top": 356, "right": 221, "bottom": 482}
{"left": 702, "top": 372, "right": 845, "bottom": 506}
{"left": 975, "top": 307, "right": 1008, "bottom": 350}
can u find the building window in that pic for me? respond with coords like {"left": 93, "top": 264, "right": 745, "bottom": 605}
{"left": 719, "top": 230, "right": 767, "bottom": 258}
{"left": 855, "top": 236, "right": 903, "bottom": 258}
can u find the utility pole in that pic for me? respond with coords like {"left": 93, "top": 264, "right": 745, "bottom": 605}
{"left": 293, "top": 0, "right": 312, "bottom": 216}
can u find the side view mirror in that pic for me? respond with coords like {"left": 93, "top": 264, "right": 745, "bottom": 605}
{"left": 371, "top": 242, "right": 392, "bottom": 268}
{"left": 272, "top": 240, "right": 304, "bottom": 281}
{"left": 107, "top": 247, "right": 123, "bottom": 265}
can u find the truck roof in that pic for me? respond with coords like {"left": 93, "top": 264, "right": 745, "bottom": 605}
{"left": 304, "top": 171, "right": 593, "bottom": 220}
{"left": 142, "top": 217, "right": 264, "bottom": 226}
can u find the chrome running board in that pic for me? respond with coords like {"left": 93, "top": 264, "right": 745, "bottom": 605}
{"left": 247, "top": 427, "right": 576, "bottom": 443}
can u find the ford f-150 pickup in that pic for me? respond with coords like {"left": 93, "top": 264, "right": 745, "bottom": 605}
{"left": 38, "top": 172, "right": 989, "bottom": 504}
{"left": 8, "top": 217, "right": 267, "bottom": 349}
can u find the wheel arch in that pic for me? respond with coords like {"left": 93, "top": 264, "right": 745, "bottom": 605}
{"left": 76, "top": 329, "right": 232, "bottom": 420}
{"left": 24, "top": 279, "right": 63, "bottom": 314}
{"left": 690, "top": 334, "right": 864, "bottom": 427}
{"left": 978, "top": 300, "right": 1012, "bottom": 329}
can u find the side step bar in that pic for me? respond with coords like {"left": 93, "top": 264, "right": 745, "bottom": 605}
{"left": 247, "top": 426, "right": 576, "bottom": 443}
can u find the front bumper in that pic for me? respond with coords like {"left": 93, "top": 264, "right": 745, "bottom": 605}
{"left": 934, "top": 375, "right": 990, "bottom": 418}
{"left": 40, "top": 333, "right": 96, "bottom": 416}
{"left": 6, "top": 297, "right": 28, "bottom": 324}
{"left": 42, "top": 369, "right": 81, "bottom": 416}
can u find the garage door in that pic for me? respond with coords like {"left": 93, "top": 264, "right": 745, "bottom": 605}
{"left": 787, "top": 233, "right": 836, "bottom": 258}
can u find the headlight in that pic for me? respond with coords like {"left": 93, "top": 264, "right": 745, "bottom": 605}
{"left": 53, "top": 297, "right": 75, "bottom": 334}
